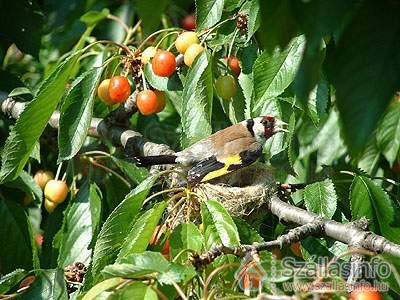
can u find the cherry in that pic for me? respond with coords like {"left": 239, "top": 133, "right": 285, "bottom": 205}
{"left": 97, "top": 79, "right": 113, "bottom": 105}
{"left": 44, "top": 198, "right": 57, "bottom": 214}
{"left": 225, "top": 56, "right": 241, "bottom": 76}
{"left": 152, "top": 50, "right": 176, "bottom": 77}
{"left": 215, "top": 75, "right": 237, "bottom": 100}
{"left": 290, "top": 242, "right": 302, "bottom": 258}
{"left": 44, "top": 180, "right": 69, "bottom": 204}
{"left": 108, "top": 76, "right": 131, "bottom": 103}
{"left": 137, "top": 90, "right": 165, "bottom": 115}
{"left": 34, "top": 170, "right": 54, "bottom": 190}
{"left": 154, "top": 90, "right": 166, "bottom": 113}
{"left": 350, "top": 287, "right": 383, "bottom": 300}
{"left": 181, "top": 14, "right": 196, "bottom": 31}
{"left": 141, "top": 46, "right": 157, "bottom": 64}
{"left": 184, "top": 44, "right": 204, "bottom": 67}
{"left": 175, "top": 32, "right": 199, "bottom": 54}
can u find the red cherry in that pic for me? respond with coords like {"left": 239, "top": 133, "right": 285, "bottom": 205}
{"left": 350, "top": 286, "right": 383, "bottom": 300}
{"left": 225, "top": 56, "right": 241, "bottom": 76}
{"left": 181, "top": 14, "right": 196, "bottom": 31}
{"left": 108, "top": 76, "right": 131, "bottom": 103}
{"left": 137, "top": 90, "right": 159, "bottom": 115}
{"left": 152, "top": 50, "right": 176, "bottom": 77}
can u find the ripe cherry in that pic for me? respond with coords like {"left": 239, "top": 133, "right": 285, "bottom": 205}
{"left": 175, "top": 32, "right": 199, "bottom": 54}
{"left": 215, "top": 75, "right": 237, "bottom": 100}
{"left": 137, "top": 90, "right": 165, "bottom": 115}
{"left": 350, "top": 287, "right": 383, "bottom": 300}
{"left": 225, "top": 56, "right": 241, "bottom": 76}
{"left": 161, "top": 239, "right": 170, "bottom": 259}
{"left": 152, "top": 50, "right": 176, "bottom": 77}
{"left": 97, "top": 79, "right": 113, "bottom": 104}
{"left": 141, "top": 46, "right": 157, "bottom": 64}
{"left": 44, "top": 180, "right": 69, "bottom": 204}
{"left": 44, "top": 198, "right": 57, "bottom": 214}
{"left": 181, "top": 14, "right": 196, "bottom": 31}
{"left": 34, "top": 170, "right": 54, "bottom": 190}
{"left": 184, "top": 44, "right": 204, "bottom": 67}
{"left": 290, "top": 242, "right": 302, "bottom": 258}
{"left": 108, "top": 76, "right": 131, "bottom": 103}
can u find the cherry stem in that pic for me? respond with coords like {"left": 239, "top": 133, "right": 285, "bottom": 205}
{"left": 155, "top": 31, "right": 180, "bottom": 50}
{"left": 137, "top": 28, "right": 182, "bottom": 51}
{"left": 55, "top": 162, "right": 63, "bottom": 181}
{"left": 107, "top": 14, "right": 130, "bottom": 34}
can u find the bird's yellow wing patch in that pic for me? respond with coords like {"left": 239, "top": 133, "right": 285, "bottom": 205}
{"left": 201, "top": 154, "right": 242, "bottom": 182}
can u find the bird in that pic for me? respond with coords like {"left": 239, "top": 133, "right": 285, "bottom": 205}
{"left": 132, "top": 116, "right": 288, "bottom": 184}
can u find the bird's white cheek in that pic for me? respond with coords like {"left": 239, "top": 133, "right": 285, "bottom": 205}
{"left": 252, "top": 122, "right": 266, "bottom": 143}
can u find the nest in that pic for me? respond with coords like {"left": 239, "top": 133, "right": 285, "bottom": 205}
{"left": 165, "top": 163, "right": 277, "bottom": 227}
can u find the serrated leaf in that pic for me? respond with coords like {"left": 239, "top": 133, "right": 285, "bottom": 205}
{"left": 181, "top": 51, "right": 213, "bottom": 147}
{"left": 253, "top": 35, "right": 305, "bottom": 113}
{"left": 195, "top": 0, "right": 224, "bottom": 31}
{"left": 4, "top": 171, "right": 42, "bottom": 204}
{"left": 111, "top": 156, "right": 149, "bottom": 185}
{"left": 201, "top": 199, "right": 240, "bottom": 249}
{"left": 325, "top": 1, "right": 400, "bottom": 155}
{"left": 117, "top": 201, "right": 167, "bottom": 260}
{"left": 80, "top": 9, "right": 110, "bottom": 26}
{"left": 20, "top": 269, "right": 67, "bottom": 300}
{"left": 0, "top": 199, "right": 37, "bottom": 274}
{"left": 233, "top": 218, "right": 264, "bottom": 244}
{"left": 57, "top": 182, "right": 102, "bottom": 267}
{"left": 350, "top": 176, "right": 400, "bottom": 244}
{"left": 82, "top": 277, "right": 125, "bottom": 300}
{"left": 170, "top": 223, "right": 204, "bottom": 261}
{"left": 58, "top": 64, "right": 105, "bottom": 161}
{"left": 110, "top": 282, "right": 158, "bottom": 300}
{"left": 87, "top": 175, "right": 157, "bottom": 285}
{"left": 144, "top": 63, "right": 182, "bottom": 91}
{"left": 304, "top": 179, "right": 337, "bottom": 219}
{"left": 0, "top": 52, "right": 81, "bottom": 183}
{"left": 0, "top": 269, "right": 27, "bottom": 294}
{"left": 376, "top": 103, "right": 400, "bottom": 166}
{"left": 357, "top": 139, "right": 380, "bottom": 175}
{"left": 156, "top": 263, "right": 196, "bottom": 285}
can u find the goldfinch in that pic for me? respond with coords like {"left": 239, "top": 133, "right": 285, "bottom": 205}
{"left": 132, "top": 116, "right": 288, "bottom": 183}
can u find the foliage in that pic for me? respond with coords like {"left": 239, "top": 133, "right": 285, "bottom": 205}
{"left": 0, "top": 0, "right": 400, "bottom": 299}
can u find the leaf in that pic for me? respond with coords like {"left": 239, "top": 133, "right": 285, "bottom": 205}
{"left": 0, "top": 199, "right": 36, "bottom": 274}
{"left": 111, "top": 282, "right": 158, "bottom": 300}
{"left": 111, "top": 156, "right": 149, "bottom": 185}
{"left": 20, "top": 269, "right": 67, "bottom": 300}
{"left": 253, "top": 35, "right": 305, "bottom": 113}
{"left": 58, "top": 64, "right": 105, "bottom": 162}
{"left": 117, "top": 201, "right": 167, "bottom": 260}
{"left": 201, "top": 199, "right": 240, "bottom": 249}
{"left": 169, "top": 223, "right": 204, "bottom": 261}
{"left": 80, "top": 9, "right": 110, "bottom": 26}
{"left": 195, "top": 0, "right": 224, "bottom": 31}
{"left": 8, "top": 87, "right": 32, "bottom": 97}
{"left": 325, "top": 1, "right": 400, "bottom": 155}
{"left": 144, "top": 63, "right": 182, "bottom": 91}
{"left": 82, "top": 277, "right": 125, "bottom": 300}
{"left": 88, "top": 175, "right": 157, "bottom": 285}
{"left": 233, "top": 218, "right": 264, "bottom": 244}
{"left": 156, "top": 263, "right": 196, "bottom": 286}
{"left": 4, "top": 171, "right": 42, "bottom": 204}
{"left": 350, "top": 176, "right": 400, "bottom": 243}
{"left": 0, "top": 269, "right": 27, "bottom": 294}
{"left": 57, "top": 182, "right": 102, "bottom": 267}
{"left": 304, "top": 179, "right": 337, "bottom": 219}
{"left": 181, "top": 51, "right": 213, "bottom": 147}
{"left": 376, "top": 103, "right": 400, "bottom": 166}
{"left": 0, "top": 52, "right": 81, "bottom": 183}
{"left": 357, "top": 139, "right": 381, "bottom": 175}
{"left": 135, "top": 0, "right": 169, "bottom": 34}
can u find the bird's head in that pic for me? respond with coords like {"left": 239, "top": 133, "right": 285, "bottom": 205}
{"left": 261, "top": 116, "right": 288, "bottom": 138}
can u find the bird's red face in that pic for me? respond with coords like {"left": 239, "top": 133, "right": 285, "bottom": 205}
{"left": 261, "top": 116, "right": 288, "bottom": 138}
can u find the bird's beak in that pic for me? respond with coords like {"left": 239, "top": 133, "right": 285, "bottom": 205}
{"left": 274, "top": 119, "right": 289, "bottom": 133}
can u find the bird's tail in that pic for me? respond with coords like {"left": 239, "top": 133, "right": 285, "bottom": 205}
{"left": 129, "top": 155, "right": 178, "bottom": 167}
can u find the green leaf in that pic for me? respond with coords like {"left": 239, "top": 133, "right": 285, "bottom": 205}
{"left": 169, "top": 223, "right": 204, "bottom": 261}
{"left": 350, "top": 176, "right": 400, "bottom": 244}
{"left": 57, "top": 182, "right": 102, "bottom": 267}
{"left": 253, "top": 35, "right": 305, "bottom": 113}
{"left": 88, "top": 175, "right": 157, "bottom": 284}
{"left": 4, "top": 171, "right": 42, "bottom": 204}
{"left": 0, "top": 199, "right": 36, "bottom": 274}
{"left": 58, "top": 64, "right": 105, "bottom": 162}
{"left": 376, "top": 103, "right": 400, "bottom": 166}
{"left": 233, "top": 218, "right": 264, "bottom": 244}
{"left": 304, "top": 179, "right": 337, "bottom": 219}
{"left": 0, "top": 269, "right": 27, "bottom": 294}
{"left": 181, "top": 51, "right": 213, "bottom": 147}
{"left": 80, "top": 9, "right": 110, "bottom": 26}
{"left": 135, "top": 0, "right": 169, "bottom": 34}
{"left": 325, "top": 1, "right": 400, "bottom": 155}
{"left": 156, "top": 263, "right": 196, "bottom": 286}
{"left": 117, "top": 201, "right": 167, "bottom": 260}
{"left": 110, "top": 282, "right": 158, "bottom": 300}
{"left": 144, "top": 63, "right": 182, "bottom": 91}
{"left": 8, "top": 87, "right": 32, "bottom": 97}
{"left": 0, "top": 52, "right": 81, "bottom": 183}
{"left": 82, "top": 277, "right": 125, "bottom": 300}
{"left": 196, "top": 0, "right": 224, "bottom": 31}
{"left": 20, "top": 269, "right": 67, "bottom": 300}
{"left": 201, "top": 199, "right": 240, "bottom": 249}
{"left": 111, "top": 156, "right": 149, "bottom": 185}
{"left": 357, "top": 139, "right": 380, "bottom": 175}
